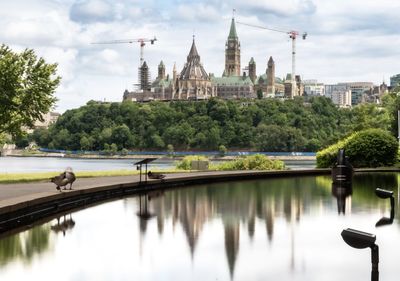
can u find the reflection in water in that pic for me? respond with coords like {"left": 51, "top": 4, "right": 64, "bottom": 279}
{"left": 0, "top": 173, "right": 399, "bottom": 280}
{"left": 332, "top": 183, "right": 353, "bottom": 214}
{"left": 375, "top": 188, "right": 395, "bottom": 227}
{"left": 51, "top": 214, "right": 76, "bottom": 236}
{"left": 0, "top": 226, "right": 52, "bottom": 266}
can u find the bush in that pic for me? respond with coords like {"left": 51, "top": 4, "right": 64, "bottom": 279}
{"left": 213, "top": 154, "right": 285, "bottom": 171}
{"left": 316, "top": 128, "right": 398, "bottom": 168}
{"left": 218, "top": 145, "right": 227, "bottom": 157}
{"left": 176, "top": 155, "right": 208, "bottom": 170}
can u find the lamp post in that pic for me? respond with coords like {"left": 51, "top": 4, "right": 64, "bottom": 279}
{"left": 341, "top": 228, "right": 379, "bottom": 281}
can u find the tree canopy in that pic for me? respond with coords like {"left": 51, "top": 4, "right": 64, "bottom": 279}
{"left": 30, "top": 95, "right": 394, "bottom": 152}
{"left": 0, "top": 44, "right": 60, "bottom": 137}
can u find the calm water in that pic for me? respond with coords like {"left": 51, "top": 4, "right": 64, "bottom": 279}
{"left": 0, "top": 156, "right": 316, "bottom": 173}
{"left": 1, "top": 173, "right": 398, "bottom": 281}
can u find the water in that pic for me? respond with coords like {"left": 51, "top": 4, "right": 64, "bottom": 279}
{"left": 0, "top": 172, "right": 399, "bottom": 281}
{"left": 0, "top": 156, "right": 316, "bottom": 173}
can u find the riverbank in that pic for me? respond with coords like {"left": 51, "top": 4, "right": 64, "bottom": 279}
{"left": 5, "top": 150, "right": 316, "bottom": 161}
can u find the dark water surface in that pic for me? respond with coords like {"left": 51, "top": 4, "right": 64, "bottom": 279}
{"left": 1, "top": 173, "right": 399, "bottom": 281}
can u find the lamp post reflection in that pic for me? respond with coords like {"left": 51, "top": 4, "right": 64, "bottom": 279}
{"left": 375, "top": 188, "right": 395, "bottom": 227}
{"left": 332, "top": 183, "right": 352, "bottom": 215}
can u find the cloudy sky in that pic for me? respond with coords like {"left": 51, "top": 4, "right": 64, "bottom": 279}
{"left": 1, "top": 0, "right": 400, "bottom": 112}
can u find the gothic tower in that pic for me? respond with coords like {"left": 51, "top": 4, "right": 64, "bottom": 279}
{"left": 267, "top": 56, "right": 275, "bottom": 95}
{"left": 158, "top": 60, "right": 165, "bottom": 79}
{"left": 248, "top": 57, "right": 256, "bottom": 83}
{"left": 224, "top": 17, "right": 241, "bottom": 76}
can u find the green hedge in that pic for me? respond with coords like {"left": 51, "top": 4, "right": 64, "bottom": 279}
{"left": 316, "top": 129, "right": 398, "bottom": 168}
{"left": 213, "top": 154, "right": 285, "bottom": 171}
{"left": 176, "top": 155, "right": 208, "bottom": 170}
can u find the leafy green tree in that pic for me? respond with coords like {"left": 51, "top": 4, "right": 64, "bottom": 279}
{"left": 0, "top": 44, "right": 60, "bottom": 136}
{"left": 80, "top": 136, "right": 91, "bottom": 151}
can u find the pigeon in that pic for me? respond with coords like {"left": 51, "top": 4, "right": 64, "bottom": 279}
{"left": 51, "top": 167, "right": 76, "bottom": 192}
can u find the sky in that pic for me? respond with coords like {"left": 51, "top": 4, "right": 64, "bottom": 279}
{"left": 1, "top": 0, "right": 400, "bottom": 113}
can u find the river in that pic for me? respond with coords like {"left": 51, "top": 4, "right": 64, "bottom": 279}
{"left": 0, "top": 156, "right": 316, "bottom": 173}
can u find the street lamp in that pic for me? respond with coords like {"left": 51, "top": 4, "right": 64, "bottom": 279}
{"left": 341, "top": 228, "right": 379, "bottom": 281}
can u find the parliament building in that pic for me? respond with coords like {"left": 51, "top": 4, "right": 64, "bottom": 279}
{"left": 123, "top": 17, "right": 299, "bottom": 102}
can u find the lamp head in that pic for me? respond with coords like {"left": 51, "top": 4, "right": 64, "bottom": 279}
{"left": 375, "top": 188, "right": 393, "bottom": 199}
{"left": 341, "top": 228, "right": 376, "bottom": 249}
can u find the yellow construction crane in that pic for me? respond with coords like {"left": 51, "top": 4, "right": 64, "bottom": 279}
{"left": 237, "top": 21, "right": 307, "bottom": 98}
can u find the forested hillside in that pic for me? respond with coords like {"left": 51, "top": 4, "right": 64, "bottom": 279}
{"left": 30, "top": 96, "right": 392, "bottom": 152}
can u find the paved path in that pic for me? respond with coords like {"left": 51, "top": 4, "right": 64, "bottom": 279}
{"left": 0, "top": 170, "right": 333, "bottom": 211}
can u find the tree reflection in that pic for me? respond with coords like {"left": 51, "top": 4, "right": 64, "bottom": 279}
{"left": 0, "top": 225, "right": 51, "bottom": 267}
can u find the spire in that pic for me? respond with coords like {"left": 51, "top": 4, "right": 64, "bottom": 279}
{"left": 249, "top": 57, "right": 255, "bottom": 65}
{"left": 268, "top": 56, "right": 274, "bottom": 66}
{"left": 228, "top": 18, "right": 238, "bottom": 39}
{"left": 187, "top": 37, "right": 200, "bottom": 62}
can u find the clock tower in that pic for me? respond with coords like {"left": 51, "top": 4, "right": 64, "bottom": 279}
{"left": 224, "top": 17, "right": 241, "bottom": 77}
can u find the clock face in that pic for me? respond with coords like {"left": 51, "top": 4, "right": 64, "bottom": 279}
{"left": 229, "top": 42, "right": 234, "bottom": 48}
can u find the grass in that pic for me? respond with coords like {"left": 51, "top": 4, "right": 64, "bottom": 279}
{"left": 0, "top": 169, "right": 187, "bottom": 184}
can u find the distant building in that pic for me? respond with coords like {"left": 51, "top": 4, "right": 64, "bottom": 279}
{"left": 284, "top": 74, "right": 304, "bottom": 98}
{"left": 24, "top": 111, "right": 60, "bottom": 133}
{"left": 331, "top": 89, "right": 352, "bottom": 108}
{"left": 325, "top": 84, "right": 348, "bottom": 99}
{"left": 122, "top": 16, "right": 294, "bottom": 102}
{"left": 338, "top": 82, "right": 374, "bottom": 106}
{"left": 212, "top": 75, "right": 255, "bottom": 99}
{"left": 303, "top": 80, "right": 325, "bottom": 96}
{"left": 224, "top": 18, "right": 241, "bottom": 77}
{"left": 174, "top": 38, "right": 215, "bottom": 100}
{"left": 34, "top": 112, "right": 60, "bottom": 129}
{"left": 254, "top": 57, "right": 284, "bottom": 98}
{"left": 390, "top": 74, "right": 400, "bottom": 88}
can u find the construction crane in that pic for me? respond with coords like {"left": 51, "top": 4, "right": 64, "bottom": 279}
{"left": 237, "top": 21, "right": 307, "bottom": 98}
{"left": 92, "top": 37, "right": 157, "bottom": 91}
{"left": 92, "top": 37, "right": 157, "bottom": 67}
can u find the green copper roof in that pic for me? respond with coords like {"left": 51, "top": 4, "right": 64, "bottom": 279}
{"left": 255, "top": 74, "right": 283, "bottom": 85}
{"left": 249, "top": 57, "right": 255, "bottom": 65}
{"left": 228, "top": 18, "right": 238, "bottom": 39}
{"left": 211, "top": 75, "right": 253, "bottom": 86}
{"left": 152, "top": 77, "right": 172, "bottom": 88}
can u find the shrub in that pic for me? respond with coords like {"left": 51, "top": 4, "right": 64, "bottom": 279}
{"left": 176, "top": 155, "right": 208, "bottom": 170}
{"left": 218, "top": 145, "right": 227, "bottom": 157}
{"left": 213, "top": 154, "right": 285, "bottom": 171}
{"left": 316, "top": 128, "right": 398, "bottom": 168}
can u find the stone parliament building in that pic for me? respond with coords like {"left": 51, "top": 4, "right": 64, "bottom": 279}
{"left": 123, "top": 18, "right": 301, "bottom": 102}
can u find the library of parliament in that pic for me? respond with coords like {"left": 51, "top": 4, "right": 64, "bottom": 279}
{"left": 123, "top": 18, "right": 302, "bottom": 102}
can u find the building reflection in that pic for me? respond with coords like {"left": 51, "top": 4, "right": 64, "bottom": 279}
{"left": 135, "top": 174, "right": 400, "bottom": 277}
{"left": 145, "top": 178, "right": 311, "bottom": 276}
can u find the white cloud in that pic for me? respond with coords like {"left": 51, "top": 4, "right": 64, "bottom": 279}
{"left": 1, "top": 0, "right": 400, "bottom": 113}
{"left": 70, "top": 0, "right": 113, "bottom": 23}
{"left": 175, "top": 3, "right": 221, "bottom": 22}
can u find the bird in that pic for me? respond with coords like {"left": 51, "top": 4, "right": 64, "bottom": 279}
{"left": 51, "top": 167, "right": 76, "bottom": 192}
{"left": 148, "top": 171, "right": 166, "bottom": 180}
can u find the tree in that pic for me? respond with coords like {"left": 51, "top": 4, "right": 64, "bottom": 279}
{"left": 0, "top": 44, "right": 60, "bottom": 136}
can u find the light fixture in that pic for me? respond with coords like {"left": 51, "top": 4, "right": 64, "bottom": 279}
{"left": 341, "top": 228, "right": 379, "bottom": 281}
